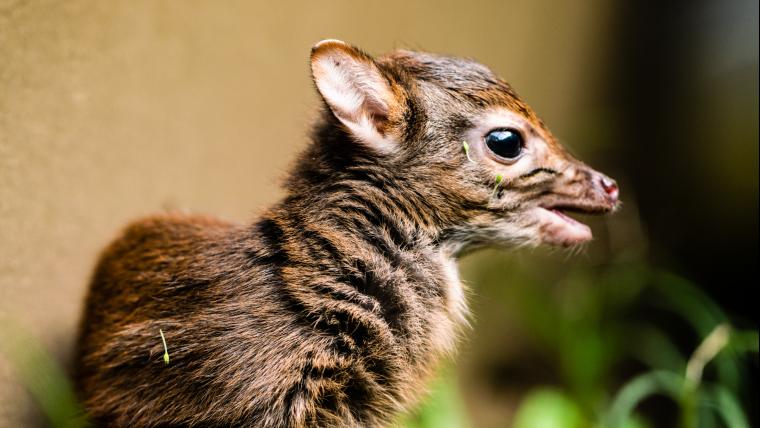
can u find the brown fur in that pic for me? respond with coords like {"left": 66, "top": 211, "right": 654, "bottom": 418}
{"left": 75, "top": 41, "right": 618, "bottom": 427}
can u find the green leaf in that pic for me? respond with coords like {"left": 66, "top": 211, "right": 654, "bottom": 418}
{"left": 729, "top": 330, "right": 759, "bottom": 354}
{"left": 652, "top": 272, "right": 725, "bottom": 338}
{"left": 606, "top": 370, "right": 684, "bottom": 428}
{"left": 708, "top": 386, "right": 750, "bottom": 428}
{"left": 628, "top": 324, "right": 686, "bottom": 373}
{"left": 0, "top": 322, "right": 89, "bottom": 428}
{"left": 513, "top": 388, "right": 585, "bottom": 428}
{"left": 398, "top": 368, "right": 470, "bottom": 428}
{"left": 685, "top": 323, "right": 731, "bottom": 389}
{"left": 652, "top": 273, "right": 741, "bottom": 390}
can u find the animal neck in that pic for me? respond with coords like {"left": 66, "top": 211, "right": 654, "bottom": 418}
{"left": 287, "top": 148, "right": 449, "bottom": 246}
{"left": 271, "top": 177, "right": 444, "bottom": 270}
{"left": 251, "top": 176, "right": 467, "bottom": 336}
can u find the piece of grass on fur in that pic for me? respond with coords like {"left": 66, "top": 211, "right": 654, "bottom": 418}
{"left": 462, "top": 141, "right": 475, "bottom": 163}
{"left": 159, "top": 329, "right": 170, "bottom": 365}
{"left": 492, "top": 174, "right": 504, "bottom": 197}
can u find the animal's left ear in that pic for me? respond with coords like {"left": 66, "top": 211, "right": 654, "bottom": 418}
{"left": 310, "top": 39, "right": 401, "bottom": 153}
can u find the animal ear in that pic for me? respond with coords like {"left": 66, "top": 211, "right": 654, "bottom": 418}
{"left": 310, "top": 39, "right": 400, "bottom": 153}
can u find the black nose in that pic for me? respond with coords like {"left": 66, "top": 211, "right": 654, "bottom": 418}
{"left": 599, "top": 175, "right": 619, "bottom": 203}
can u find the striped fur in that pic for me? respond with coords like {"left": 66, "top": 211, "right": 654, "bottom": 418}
{"left": 75, "top": 41, "right": 618, "bottom": 427}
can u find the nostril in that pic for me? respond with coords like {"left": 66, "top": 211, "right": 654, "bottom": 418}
{"left": 600, "top": 176, "right": 619, "bottom": 201}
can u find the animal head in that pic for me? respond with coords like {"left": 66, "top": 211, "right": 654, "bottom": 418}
{"left": 300, "top": 39, "right": 619, "bottom": 253}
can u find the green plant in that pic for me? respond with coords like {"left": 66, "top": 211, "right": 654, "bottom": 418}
{"left": 399, "top": 255, "right": 757, "bottom": 427}
{"left": 605, "top": 323, "right": 756, "bottom": 428}
{"left": 0, "top": 322, "right": 88, "bottom": 428}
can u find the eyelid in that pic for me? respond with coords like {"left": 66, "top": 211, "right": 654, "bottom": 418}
{"left": 483, "top": 127, "right": 525, "bottom": 140}
{"left": 485, "top": 150, "right": 524, "bottom": 164}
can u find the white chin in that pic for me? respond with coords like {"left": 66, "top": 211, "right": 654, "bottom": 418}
{"left": 534, "top": 207, "right": 593, "bottom": 247}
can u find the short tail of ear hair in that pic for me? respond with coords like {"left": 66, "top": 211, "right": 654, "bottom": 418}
{"left": 310, "top": 39, "right": 400, "bottom": 154}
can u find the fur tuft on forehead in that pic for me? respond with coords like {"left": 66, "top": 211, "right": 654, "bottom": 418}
{"left": 381, "top": 50, "right": 523, "bottom": 105}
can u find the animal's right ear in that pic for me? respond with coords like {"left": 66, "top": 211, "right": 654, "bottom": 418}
{"left": 310, "top": 39, "right": 400, "bottom": 154}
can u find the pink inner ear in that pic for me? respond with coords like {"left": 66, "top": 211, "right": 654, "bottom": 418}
{"left": 313, "top": 51, "right": 393, "bottom": 118}
{"left": 343, "top": 64, "right": 392, "bottom": 123}
{"left": 363, "top": 96, "right": 390, "bottom": 127}
{"left": 311, "top": 44, "right": 399, "bottom": 152}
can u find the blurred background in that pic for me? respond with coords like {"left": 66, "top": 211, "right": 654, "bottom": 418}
{"left": 0, "top": 1, "right": 757, "bottom": 427}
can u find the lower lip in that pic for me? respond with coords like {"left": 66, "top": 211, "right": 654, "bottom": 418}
{"left": 550, "top": 209, "right": 581, "bottom": 225}
{"left": 537, "top": 207, "right": 593, "bottom": 246}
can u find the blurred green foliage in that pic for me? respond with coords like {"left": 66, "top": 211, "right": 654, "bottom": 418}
{"left": 0, "top": 322, "right": 88, "bottom": 428}
{"left": 396, "top": 366, "right": 472, "bottom": 428}
{"left": 399, "top": 251, "right": 758, "bottom": 428}
{"left": 512, "top": 388, "right": 586, "bottom": 428}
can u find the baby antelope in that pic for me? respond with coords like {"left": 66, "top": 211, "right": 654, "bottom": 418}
{"left": 75, "top": 40, "right": 619, "bottom": 427}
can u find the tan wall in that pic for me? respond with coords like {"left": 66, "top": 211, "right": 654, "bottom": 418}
{"left": 0, "top": 1, "right": 607, "bottom": 425}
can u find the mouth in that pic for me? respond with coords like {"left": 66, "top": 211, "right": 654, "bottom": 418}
{"left": 534, "top": 201, "right": 615, "bottom": 247}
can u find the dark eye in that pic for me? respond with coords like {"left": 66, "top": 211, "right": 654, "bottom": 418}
{"left": 485, "top": 128, "right": 523, "bottom": 160}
